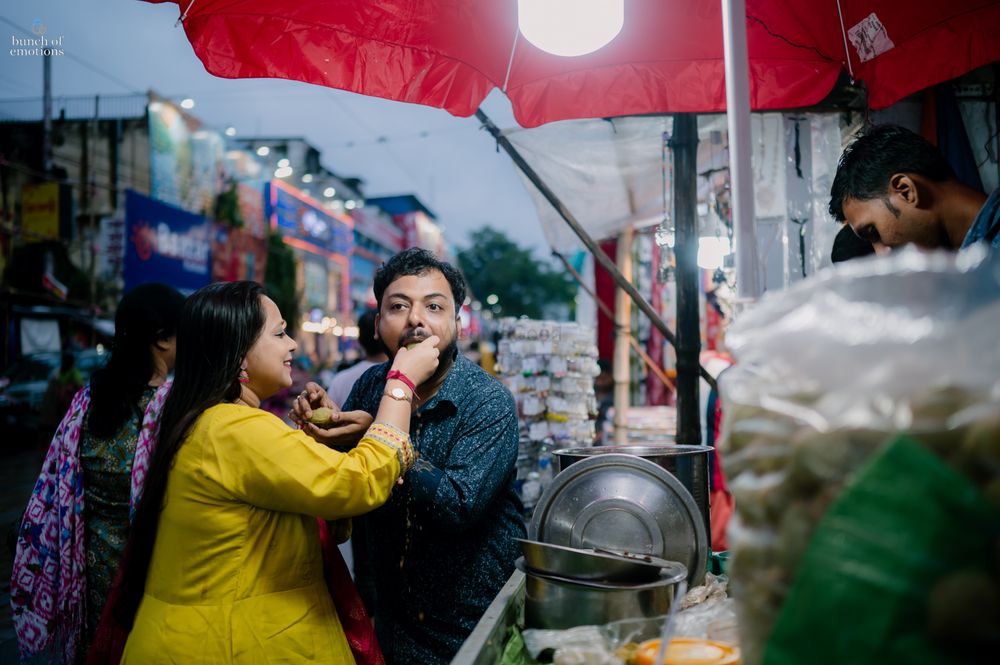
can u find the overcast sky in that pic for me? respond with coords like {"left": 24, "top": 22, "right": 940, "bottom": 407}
{"left": 1, "top": 0, "right": 551, "bottom": 254}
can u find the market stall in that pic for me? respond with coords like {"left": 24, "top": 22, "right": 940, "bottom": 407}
{"left": 143, "top": 2, "right": 1000, "bottom": 663}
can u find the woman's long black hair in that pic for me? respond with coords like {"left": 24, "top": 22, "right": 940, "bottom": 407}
{"left": 88, "top": 283, "right": 185, "bottom": 439}
{"left": 113, "top": 281, "right": 266, "bottom": 628}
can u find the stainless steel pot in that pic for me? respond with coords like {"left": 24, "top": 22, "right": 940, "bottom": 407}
{"left": 518, "top": 557, "right": 688, "bottom": 630}
{"left": 553, "top": 445, "right": 712, "bottom": 538}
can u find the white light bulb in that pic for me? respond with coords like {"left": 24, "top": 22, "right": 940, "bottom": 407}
{"left": 257, "top": 146, "right": 270, "bottom": 157}
{"left": 180, "top": 98, "right": 195, "bottom": 109}
{"left": 517, "top": 0, "right": 624, "bottom": 57}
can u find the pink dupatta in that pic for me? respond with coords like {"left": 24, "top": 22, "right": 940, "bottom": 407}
{"left": 10, "top": 383, "right": 171, "bottom": 664}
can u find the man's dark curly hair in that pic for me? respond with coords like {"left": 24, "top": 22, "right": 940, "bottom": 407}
{"left": 373, "top": 247, "right": 466, "bottom": 313}
{"left": 829, "top": 124, "right": 954, "bottom": 222}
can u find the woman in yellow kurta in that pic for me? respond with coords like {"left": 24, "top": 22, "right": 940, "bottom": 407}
{"left": 108, "top": 281, "right": 439, "bottom": 664}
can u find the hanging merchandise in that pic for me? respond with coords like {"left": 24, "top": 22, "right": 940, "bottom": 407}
{"left": 496, "top": 318, "right": 600, "bottom": 516}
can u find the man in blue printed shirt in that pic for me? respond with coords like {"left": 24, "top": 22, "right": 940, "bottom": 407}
{"left": 829, "top": 124, "right": 999, "bottom": 252}
{"left": 297, "top": 248, "right": 524, "bottom": 665}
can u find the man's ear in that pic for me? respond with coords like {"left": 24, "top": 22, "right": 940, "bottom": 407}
{"left": 889, "top": 173, "right": 920, "bottom": 207}
{"left": 152, "top": 338, "right": 170, "bottom": 352}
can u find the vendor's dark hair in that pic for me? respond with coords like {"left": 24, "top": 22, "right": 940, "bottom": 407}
{"left": 829, "top": 124, "right": 954, "bottom": 222}
{"left": 113, "top": 280, "right": 266, "bottom": 629}
{"left": 88, "top": 283, "right": 185, "bottom": 439}
{"left": 358, "top": 308, "right": 381, "bottom": 356}
{"left": 831, "top": 224, "right": 876, "bottom": 263}
{"left": 373, "top": 247, "right": 466, "bottom": 312}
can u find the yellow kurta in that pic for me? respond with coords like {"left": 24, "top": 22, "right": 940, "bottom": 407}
{"left": 122, "top": 404, "right": 403, "bottom": 664}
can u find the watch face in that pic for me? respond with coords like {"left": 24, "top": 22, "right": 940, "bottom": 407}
{"left": 391, "top": 387, "right": 406, "bottom": 399}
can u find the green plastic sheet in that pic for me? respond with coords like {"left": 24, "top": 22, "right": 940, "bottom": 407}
{"left": 763, "top": 435, "right": 1000, "bottom": 665}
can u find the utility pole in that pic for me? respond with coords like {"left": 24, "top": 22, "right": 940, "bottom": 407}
{"left": 42, "top": 54, "right": 53, "bottom": 174}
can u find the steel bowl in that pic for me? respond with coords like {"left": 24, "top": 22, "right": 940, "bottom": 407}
{"left": 518, "top": 557, "right": 688, "bottom": 630}
{"left": 516, "top": 538, "right": 672, "bottom": 583}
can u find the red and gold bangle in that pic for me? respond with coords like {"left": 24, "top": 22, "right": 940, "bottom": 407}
{"left": 365, "top": 422, "right": 415, "bottom": 472}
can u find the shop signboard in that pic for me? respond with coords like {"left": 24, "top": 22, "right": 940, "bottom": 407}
{"left": 267, "top": 179, "right": 352, "bottom": 256}
{"left": 237, "top": 181, "right": 267, "bottom": 238}
{"left": 148, "top": 98, "right": 225, "bottom": 216}
{"left": 211, "top": 223, "right": 268, "bottom": 283}
{"left": 21, "top": 182, "right": 70, "bottom": 242}
{"left": 124, "top": 190, "right": 211, "bottom": 295}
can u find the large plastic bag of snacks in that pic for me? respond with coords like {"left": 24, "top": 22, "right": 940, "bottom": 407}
{"left": 718, "top": 247, "right": 1000, "bottom": 665}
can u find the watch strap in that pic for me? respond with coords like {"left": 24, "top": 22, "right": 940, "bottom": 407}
{"left": 383, "top": 387, "right": 412, "bottom": 403}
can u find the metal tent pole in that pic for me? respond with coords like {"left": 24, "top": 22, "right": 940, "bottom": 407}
{"left": 670, "top": 114, "right": 702, "bottom": 446}
{"left": 475, "top": 108, "right": 717, "bottom": 397}
{"left": 722, "top": 0, "right": 762, "bottom": 299}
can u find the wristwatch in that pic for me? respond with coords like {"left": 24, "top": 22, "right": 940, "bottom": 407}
{"left": 384, "top": 386, "right": 412, "bottom": 403}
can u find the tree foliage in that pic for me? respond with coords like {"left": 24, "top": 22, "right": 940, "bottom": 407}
{"left": 457, "top": 227, "right": 575, "bottom": 320}
{"left": 264, "top": 232, "right": 299, "bottom": 334}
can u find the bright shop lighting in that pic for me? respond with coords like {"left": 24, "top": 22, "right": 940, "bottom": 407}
{"left": 324, "top": 187, "right": 336, "bottom": 198}
{"left": 274, "top": 166, "right": 293, "bottom": 178}
{"left": 256, "top": 146, "right": 270, "bottom": 157}
{"left": 302, "top": 174, "right": 314, "bottom": 183}
{"left": 697, "top": 237, "right": 733, "bottom": 270}
{"left": 517, "top": 0, "right": 624, "bottom": 57}
{"left": 332, "top": 326, "right": 345, "bottom": 336}
{"left": 180, "top": 98, "right": 195, "bottom": 109}
{"left": 224, "top": 126, "right": 237, "bottom": 137}
{"left": 486, "top": 294, "right": 499, "bottom": 305}
{"left": 343, "top": 326, "right": 360, "bottom": 338}
{"left": 345, "top": 200, "right": 357, "bottom": 210}
{"left": 277, "top": 158, "right": 290, "bottom": 168}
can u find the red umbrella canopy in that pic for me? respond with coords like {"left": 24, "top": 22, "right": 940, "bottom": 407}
{"left": 149, "top": 0, "right": 1000, "bottom": 127}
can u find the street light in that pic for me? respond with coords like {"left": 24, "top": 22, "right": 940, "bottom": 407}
{"left": 256, "top": 146, "right": 270, "bottom": 157}
{"left": 224, "top": 126, "right": 237, "bottom": 137}
{"left": 486, "top": 294, "right": 499, "bottom": 305}
{"left": 302, "top": 174, "right": 314, "bottom": 183}
{"left": 180, "top": 98, "right": 195, "bottom": 109}
{"left": 324, "top": 187, "right": 336, "bottom": 198}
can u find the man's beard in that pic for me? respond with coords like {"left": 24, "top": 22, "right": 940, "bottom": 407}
{"left": 379, "top": 329, "right": 459, "bottom": 388}
{"left": 425, "top": 336, "right": 459, "bottom": 387}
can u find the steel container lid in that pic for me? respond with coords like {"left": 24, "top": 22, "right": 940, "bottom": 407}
{"left": 529, "top": 453, "right": 708, "bottom": 586}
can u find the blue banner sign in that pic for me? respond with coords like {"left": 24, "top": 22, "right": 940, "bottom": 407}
{"left": 124, "top": 190, "right": 212, "bottom": 294}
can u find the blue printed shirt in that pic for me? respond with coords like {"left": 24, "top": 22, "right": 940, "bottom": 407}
{"left": 961, "top": 188, "right": 1000, "bottom": 250}
{"left": 344, "top": 355, "right": 525, "bottom": 665}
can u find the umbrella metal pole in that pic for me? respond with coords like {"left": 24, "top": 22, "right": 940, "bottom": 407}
{"left": 671, "top": 114, "right": 702, "bottom": 446}
{"left": 475, "top": 108, "right": 717, "bottom": 393}
{"left": 722, "top": 0, "right": 762, "bottom": 300}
